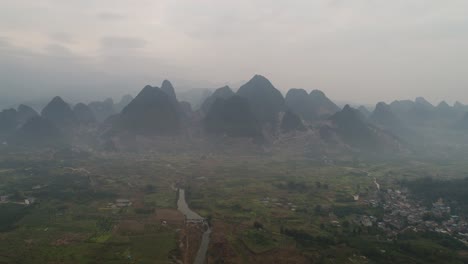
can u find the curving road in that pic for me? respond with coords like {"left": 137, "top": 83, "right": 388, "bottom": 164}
{"left": 177, "top": 189, "right": 211, "bottom": 264}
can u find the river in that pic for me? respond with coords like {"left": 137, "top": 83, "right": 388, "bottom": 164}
{"left": 373, "top": 177, "right": 380, "bottom": 191}
{"left": 366, "top": 171, "right": 380, "bottom": 191}
{"left": 177, "top": 189, "right": 211, "bottom": 264}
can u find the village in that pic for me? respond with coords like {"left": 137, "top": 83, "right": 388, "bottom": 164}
{"left": 359, "top": 187, "right": 468, "bottom": 242}
{"left": 0, "top": 193, "right": 36, "bottom": 206}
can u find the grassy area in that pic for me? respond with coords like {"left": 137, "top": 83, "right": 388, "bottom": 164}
{"left": 0, "top": 204, "right": 31, "bottom": 231}
{"left": 0, "top": 154, "right": 181, "bottom": 264}
{"left": 1, "top": 152, "right": 468, "bottom": 263}
{"left": 182, "top": 157, "right": 468, "bottom": 263}
{"left": 241, "top": 229, "right": 279, "bottom": 253}
{"left": 128, "top": 232, "right": 178, "bottom": 264}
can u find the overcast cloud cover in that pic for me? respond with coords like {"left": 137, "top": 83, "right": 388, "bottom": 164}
{"left": 1, "top": 0, "right": 468, "bottom": 106}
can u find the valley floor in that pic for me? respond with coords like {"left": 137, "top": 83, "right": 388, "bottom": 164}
{"left": 1, "top": 150, "right": 468, "bottom": 263}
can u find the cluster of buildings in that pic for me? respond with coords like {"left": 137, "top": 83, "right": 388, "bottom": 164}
{"left": 0, "top": 184, "right": 46, "bottom": 206}
{"left": 0, "top": 194, "right": 36, "bottom": 206}
{"left": 361, "top": 188, "right": 468, "bottom": 241}
{"left": 106, "top": 198, "right": 132, "bottom": 209}
{"left": 259, "top": 196, "right": 298, "bottom": 211}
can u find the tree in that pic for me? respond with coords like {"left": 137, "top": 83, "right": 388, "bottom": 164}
{"left": 316, "top": 181, "right": 322, "bottom": 189}
{"left": 342, "top": 220, "right": 350, "bottom": 229}
{"left": 144, "top": 184, "right": 156, "bottom": 193}
{"left": 315, "top": 205, "right": 322, "bottom": 214}
{"left": 253, "top": 221, "right": 264, "bottom": 230}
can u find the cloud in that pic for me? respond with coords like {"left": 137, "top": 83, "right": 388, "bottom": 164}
{"left": 0, "top": 37, "right": 11, "bottom": 47}
{"left": 1, "top": 0, "right": 468, "bottom": 104}
{"left": 43, "top": 43, "right": 73, "bottom": 57}
{"left": 97, "top": 12, "right": 126, "bottom": 21}
{"left": 48, "top": 32, "right": 74, "bottom": 44}
{"left": 100, "top": 36, "right": 147, "bottom": 50}
{"left": 0, "top": 39, "right": 206, "bottom": 105}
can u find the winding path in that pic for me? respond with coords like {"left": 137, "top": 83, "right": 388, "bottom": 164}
{"left": 177, "top": 189, "right": 211, "bottom": 264}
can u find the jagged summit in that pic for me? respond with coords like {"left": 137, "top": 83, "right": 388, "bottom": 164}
{"left": 237, "top": 75, "right": 284, "bottom": 124}
{"left": 406, "top": 97, "right": 436, "bottom": 123}
{"left": 368, "top": 102, "right": 412, "bottom": 139}
{"left": 161, "top": 80, "right": 177, "bottom": 101}
{"left": 331, "top": 105, "right": 369, "bottom": 129}
{"left": 390, "top": 100, "right": 415, "bottom": 114}
{"left": 140, "top": 85, "right": 156, "bottom": 95}
{"left": 201, "top": 85, "right": 234, "bottom": 113}
{"left": 415, "top": 97, "right": 434, "bottom": 109}
{"left": 88, "top": 98, "right": 115, "bottom": 122}
{"left": 328, "top": 105, "right": 385, "bottom": 150}
{"left": 286, "top": 88, "right": 308, "bottom": 98}
{"left": 237, "top": 75, "right": 278, "bottom": 94}
{"left": 308, "top": 89, "right": 340, "bottom": 117}
{"left": 284, "top": 88, "right": 339, "bottom": 121}
{"left": 50, "top": 96, "right": 66, "bottom": 105}
{"left": 17, "top": 104, "right": 38, "bottom": 125}
{"left": 332, "top": 105, "right": 361, "bottom": 121}
{"left": 374, "top": 102, "right": 391, "bottom": 112}
{"left": 41, "top": 96, "right": 76, "bottom": 126}
{"left": 435, "top": 101, "right": 456, "bottom": 117}
{"left": 454, "top": 101, "right": 465, "bottom": 109}
{"left": 358, "top": 105, "right": 371, "bottom": 118}
{"left": 73, "top": 103, "right": 96, "bottom": 124}
{"left": 309, "top": 89, "right": 327, "bottom": 97}
{"left": 437, "top": 101, "right": 450, "bottom": 108}
{"left": 213, "top": 85, "right": 234, "bottom": 96}
{"left": 118, "top": 85, "right": 180, "bottom": 135}
{"left": 285, "top": 89, "right": 313, "bottom": 120}
{"left": 248, "top": 74, "right": 272, "bottom": 86}
{"left": 370, "top": 102, "right": 401, "bottom": 126}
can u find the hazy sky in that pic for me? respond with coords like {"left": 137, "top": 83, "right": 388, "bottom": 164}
{"left": 1, "top": 0, "right": 468, "bottom": 105}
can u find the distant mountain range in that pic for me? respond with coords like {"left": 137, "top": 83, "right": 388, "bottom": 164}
{"left": 1, "top": 74, "right": 467, "bottom": 157}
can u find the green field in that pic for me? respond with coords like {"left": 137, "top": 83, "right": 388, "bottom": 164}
{"left": 1, "top": 151, "right": 468, "bottom": 263}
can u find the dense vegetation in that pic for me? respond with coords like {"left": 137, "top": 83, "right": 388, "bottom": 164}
{"left": 404, "top": 177, "right": 468, "bottom": 214}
